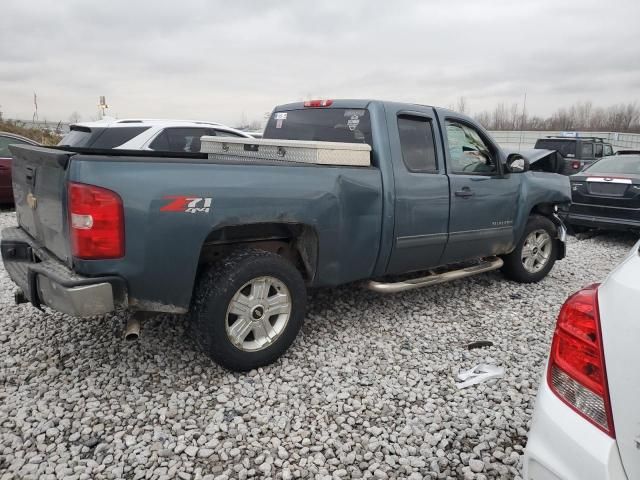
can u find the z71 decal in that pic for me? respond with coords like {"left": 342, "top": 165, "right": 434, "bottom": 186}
{"left": 161, "top": 196, "right": 212, "bottom": 213}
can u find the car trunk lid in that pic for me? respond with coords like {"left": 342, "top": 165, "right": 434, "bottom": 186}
{"left": 599, "top": 245, "right": 640, "bottom": 480}
{"left": 9, "top": 145, "right": 74, "bottom": 264}
{"left": 570, "top": 174, "right": 640, "bottom": 220}
{"left": 586, "top": 176, "right": 632, "bottom": 197}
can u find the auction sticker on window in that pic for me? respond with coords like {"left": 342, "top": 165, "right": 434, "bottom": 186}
{"left": 345, "top": 110, "right": 365, "bottom": 131}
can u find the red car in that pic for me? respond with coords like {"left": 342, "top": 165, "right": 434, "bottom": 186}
{"left": 0, "top": 132, "right": 39, "bottom": 205}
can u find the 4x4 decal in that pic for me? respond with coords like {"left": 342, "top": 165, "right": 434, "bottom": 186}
{"left": 160, "top": 196, "right": 212, "bottom": 213}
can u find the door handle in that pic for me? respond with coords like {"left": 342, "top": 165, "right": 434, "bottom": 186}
{"left": 455, "top": 188, "right": 474, "bottom": 198}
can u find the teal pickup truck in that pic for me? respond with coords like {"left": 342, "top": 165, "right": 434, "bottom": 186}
{"left": 1, "top": 99, "right": 571, "bottom": 371}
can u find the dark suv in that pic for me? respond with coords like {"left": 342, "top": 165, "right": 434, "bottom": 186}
{"left": 534, "top": 136, "right": 613, "bottom": 175}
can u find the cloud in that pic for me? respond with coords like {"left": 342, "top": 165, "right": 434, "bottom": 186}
{"left": 1, "top": 0, "right": 639, "bottom": 125}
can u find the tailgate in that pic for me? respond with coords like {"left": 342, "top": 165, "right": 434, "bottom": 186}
{"left": 9, "top": 145, "right": 74, "bottom": 263}
{"left": 599, "top": 246, "right": 640, "bottom": 479}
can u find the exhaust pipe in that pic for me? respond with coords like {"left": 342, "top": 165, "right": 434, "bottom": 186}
{"left": 123, "top": 315, "right": 141, "bottom": 341}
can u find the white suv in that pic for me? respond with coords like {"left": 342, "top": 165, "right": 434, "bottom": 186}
{"left": 58, "top": 118, "right": 253, "bottom": 153}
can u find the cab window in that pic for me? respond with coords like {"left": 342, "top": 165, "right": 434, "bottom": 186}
{"left": 397, "top": 115, "right": 438, "bottom": 173}
{"left": 445, "top": 120, "right": 497, "bottom": 174}
{"left": 595, "top": 143, "right": 603, "bottom": 158}
{"left": 581, "top": 142, "right": 594, "bottom": 158}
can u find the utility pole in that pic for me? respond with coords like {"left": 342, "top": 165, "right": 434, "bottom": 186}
{"left": 98, "top": 96, "right": 109, "bottom": 118}
{"left": 33, "top": 92, "right": 39, "bottom": 124}
{"left": 518, "top": 92, "right": 527, "bottom": 152}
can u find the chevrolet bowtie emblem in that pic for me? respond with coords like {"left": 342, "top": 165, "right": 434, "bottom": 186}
{"left": 26, "top": 192, "right": 38, "bottom": 210}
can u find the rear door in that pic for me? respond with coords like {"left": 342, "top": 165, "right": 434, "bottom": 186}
{"left": 439, "top": 115, "right": 520, "bottom": 263}
{"left": 598, "top": 247, "right": 640, "bottom": 480}
{"left": 9, "top": 145, "right": 73, "bottom": 263}
{"left": 385, "top": 106, "right": 449, "bottom": 274}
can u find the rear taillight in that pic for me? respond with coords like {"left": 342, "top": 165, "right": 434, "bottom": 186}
{"left": 68, "top": 182, "right": 124, "bottom": 259}
{"left": 548, "top": 284, "right": 615, "bottom": 437}
{"left": 571, "top": 160, "right": 581, "bottom": 169}
{"left": 303, "top": 99, "right": 333, "bottom": 108}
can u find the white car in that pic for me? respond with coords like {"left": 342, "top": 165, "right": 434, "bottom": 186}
{"left": 524, "top": 242, "right": 640, "bottom": 479}
{"left": 58, "top": 118, "right": 253, "bottom": 153}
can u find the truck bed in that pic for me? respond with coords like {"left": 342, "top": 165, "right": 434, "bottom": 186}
{"left": 7, "top": 144, "right": 384, "bottom": 313}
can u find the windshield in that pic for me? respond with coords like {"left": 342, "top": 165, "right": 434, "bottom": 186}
{"left": 534, "top": 139, "right": 576, "bottom": 157}
{"left": 264, "top": 108, "right": 372, "bottom": 145}
{"left": 586, "top": 156, "right": 640, "bottom": 175}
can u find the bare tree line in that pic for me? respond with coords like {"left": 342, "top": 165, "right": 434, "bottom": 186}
{"left": 466, "top": 100, "right": 640, "bottom": 133}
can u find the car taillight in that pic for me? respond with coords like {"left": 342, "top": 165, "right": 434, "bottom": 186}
{"left": 303, "top": 99, "right": 333, "bottom": 108}
{"left": 548, "top": 284, "right": 615, "bottom": 437}
{"left": 571, "top": 160, "right": 581, "bottom": 169}
{"left": 68, "top": 182, "right": 124, "bottom": 259}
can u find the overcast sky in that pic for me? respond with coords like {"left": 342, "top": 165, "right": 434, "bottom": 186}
{"left": 2, "top": 0, "right": 639, "bottom": 126}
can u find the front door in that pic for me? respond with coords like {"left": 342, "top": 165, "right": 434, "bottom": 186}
{"left": 440, "top": 117, "right": 520, "bottom": 264}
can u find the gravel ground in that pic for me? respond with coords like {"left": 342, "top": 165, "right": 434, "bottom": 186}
{"left": 0, "top": 209, "right": 637, "bottom": 480}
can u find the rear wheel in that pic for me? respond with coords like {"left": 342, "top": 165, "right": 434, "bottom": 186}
{"left": 190, "top": 248, "right": 306, "bottom": 371}
{"left": 501, "top": 215, "right": 558, "bottom": 283}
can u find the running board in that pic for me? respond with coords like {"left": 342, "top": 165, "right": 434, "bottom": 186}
{"left": 367, "top": 257, "right": 504, "bottom": 293}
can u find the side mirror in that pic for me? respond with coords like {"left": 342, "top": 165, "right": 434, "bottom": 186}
{"left": 506, "top": 154, "right": 530, "bottom": 173}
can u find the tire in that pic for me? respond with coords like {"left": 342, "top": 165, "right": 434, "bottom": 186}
{"left": 190, "top": 248, "right": 306, "bottom": 371}
{"left": 501, "top": 215, "right": 558, "bottom": 283}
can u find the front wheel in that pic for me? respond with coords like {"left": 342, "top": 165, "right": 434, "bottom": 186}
{"left": 190, "top": 248, "right": 307, "bottom": 371}
{"left": 501, "top": 215, "right": 558, "bottom": 283}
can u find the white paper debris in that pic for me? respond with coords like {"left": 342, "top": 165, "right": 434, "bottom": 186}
{"left": 455, "top": 363, "right": 505, "bottom": 389}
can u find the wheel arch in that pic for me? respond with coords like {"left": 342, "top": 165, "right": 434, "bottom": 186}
{"left": 197, "top": 222, "right": 319, "bottom": 282}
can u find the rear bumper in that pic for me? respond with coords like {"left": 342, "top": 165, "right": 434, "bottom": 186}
{"left": 524, "top": 375, "right": 627, "bottom": 480}
{"left": 564, "top": 211, "right": 640, "bottom": 231}
{"left": 1, "top": 227, "right": 127, "bottom": 317}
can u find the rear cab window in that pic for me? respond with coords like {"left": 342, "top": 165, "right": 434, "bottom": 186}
{"left": 263, "top": 108, "right": 372, "bottom": 145}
